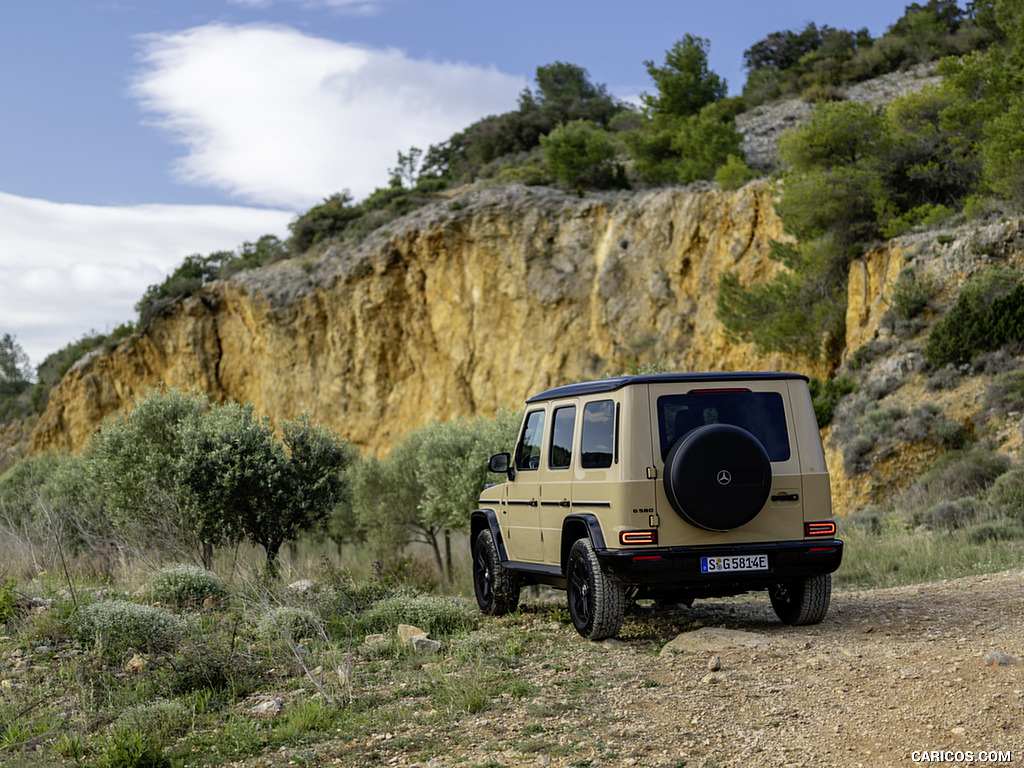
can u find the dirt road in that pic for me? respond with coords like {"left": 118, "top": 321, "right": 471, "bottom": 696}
{"left": 409, "top": 571, "right": 1021, "bottom": 767}
{"left": 243, "top": 569, "right": 1024, "bottom": 768}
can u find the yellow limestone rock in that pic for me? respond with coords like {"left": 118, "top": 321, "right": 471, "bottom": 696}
{"left": 30, "top": 182, "right": 822, "bottom": 458}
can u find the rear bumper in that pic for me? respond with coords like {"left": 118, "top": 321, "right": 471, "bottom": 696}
{"left": 597, "top": 539, "right": 843, "bottom": 587}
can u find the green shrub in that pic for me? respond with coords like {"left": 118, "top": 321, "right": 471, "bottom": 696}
{"left": 357, "top": 593, "right": 477, "bottom": 637}
{"left": 539, "top": 119, "right": 627, "bottom": 190}
{"left": 257, "top": 606, "right": 320, "bottom": 643}
{"left": 801, "top": 83, "right": 845, "bottom": 103}
{"left": 906, "top": 449, "right": 1011, "bottom": 511}
{"left": 715, "top": 154, "right": 758, "bottom": 190}
{"left": 926, "top": 498, "right": 980, "bottom": 531}
{"left": 985, "top": 469, "right": 1024, "bottom": 519}
{"left": 842, "top": 434, "right": 876, "bottom": 475}
{"left": 888, "top": 268, "right": 934, "bottom": 320}
{"left": 925, "top": 268, "right": 1024, "bottom": 367}
{"left": 145, "top": 565, "right": 227, "bottom": 611}
{"left": 934, "top": 418, "right": 973, "bottom": 450}
{"left": 965, "top": 519, "right": 1024, "bottom": 543}
{"left": 669, "top": 100, "right": 745, "bottom": 184}
{"left": 898, "top": 404, "right": 940, "bottom": 443}
{"left": 985, "top": 370, "right": 1024, "bottom": 416}
{"left": 95, "top": 724, "right": 171, "bottom": 768}
{"left": 0, "top": 578, "right": 17, "bottom": 624}
{"left": 865, "top": 405, "right": 906, "bottom": 435}
{"left": 75, "top": 601, "right": 187, "bottom": 658}
{"left": 880, "top": 203, "right": 955, "bottom": 238}
{"left": 112, "top": 699, "right": 192, "bottom": 743}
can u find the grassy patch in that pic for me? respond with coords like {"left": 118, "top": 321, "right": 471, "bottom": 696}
{"left": 835, "top": 527, "right": 1024, "bottom": 590}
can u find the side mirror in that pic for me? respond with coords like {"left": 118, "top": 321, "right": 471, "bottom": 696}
{"left": 488, "top": 452, "right": 511, "bottom": 474}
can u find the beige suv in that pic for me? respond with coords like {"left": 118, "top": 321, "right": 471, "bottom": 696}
{"left": 471, "top": 373, "right": 842, "bottom": 639}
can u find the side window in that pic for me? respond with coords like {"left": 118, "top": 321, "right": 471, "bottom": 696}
{"left": 581, "top": 400, "right": 615, "bottom": 469}
{"left": 515, "top": 409, "right": 546, "bottom": 471}
{"left": 549, "top": 405, "right": 576, "bottom": 469}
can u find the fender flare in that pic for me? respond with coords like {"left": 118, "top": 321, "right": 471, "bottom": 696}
{"left": 559, "top": 513, "right": 607, "bottom": 572}
{"left": 471, "top": 509, "right": 509, "bottom": 562}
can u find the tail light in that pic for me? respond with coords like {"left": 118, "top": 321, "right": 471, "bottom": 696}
{"left": 805, "top": 521, "right": 837, "bottom": 537}
{"left": 620, "top": 530, "right": 658, "bottom": 545}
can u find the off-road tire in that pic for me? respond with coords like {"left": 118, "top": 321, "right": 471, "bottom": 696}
{"left": 566, "top": 538, "right": 626, "bottom": 640}
{"left": 769, "top": 573, "right": 831, "bottom": 625}
{"left": 472, "top": 529, "right": 521, "bottom": 615}
{"left": 663, "top": 423, "right": 772, "bottom": 531}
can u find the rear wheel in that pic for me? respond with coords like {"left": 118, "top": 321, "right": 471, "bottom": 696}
{"left": 472, "top": 529, "right": 521, "bottom": 615}
{"left": 566, "top": 539, "right": 626, "bottom": 640}
{"left": 769, "top": 573, "right": 831, "bottom": 625}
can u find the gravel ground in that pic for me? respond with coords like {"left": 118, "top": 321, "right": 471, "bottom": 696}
{"left": 241, "top": 569, "right": 1024, "bottom": 768}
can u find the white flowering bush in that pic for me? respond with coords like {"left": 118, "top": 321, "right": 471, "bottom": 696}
{"left": 74, "top": 600, "right": 187, "bottom": 658}
{"left": 357, "top": 594, "right": 477, "bottom": 637}
{"left": 145, "top": 564, "right": 227, "bottom": 611}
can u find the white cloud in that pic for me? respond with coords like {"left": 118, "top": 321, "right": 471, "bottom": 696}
{"left": 0, "top": 192, "right": 292, "bottom": 366}
{"left": 132, "top": 24, "right": 527, "bottom": 208}
{"left": 228, "top": 0, "right": 389, "bottom": 10}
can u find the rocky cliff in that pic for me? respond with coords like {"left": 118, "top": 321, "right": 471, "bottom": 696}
{"left": 29, "top": 181, "right": 812, "bottom": 455}
{"left": 25, "top": 180, "right": 1024, "bottom": 517}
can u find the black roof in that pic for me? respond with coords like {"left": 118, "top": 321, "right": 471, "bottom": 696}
{"left": 525, "top": 372, "right": 809, "bottom": 404}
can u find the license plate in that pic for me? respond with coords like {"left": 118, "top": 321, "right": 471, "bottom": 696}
{"left": 701, "top": 554, "right": 769, "bottom": 573}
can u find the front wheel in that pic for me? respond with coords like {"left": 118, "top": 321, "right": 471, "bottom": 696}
{"left": 566, "top": 539, "right": 626, "bottom": 640}
{"left": 769, "top": 573, "right": 831, "bottom": 625}
{"left": 472, "top": 529, "right": 521, "bottom": 615}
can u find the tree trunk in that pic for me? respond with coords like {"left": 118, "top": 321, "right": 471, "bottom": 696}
{"left": 444, "top": 529, "right": 453, "bottom": 585}
{"left": 264, "top": 541, "right": 282, "bottom": 580}
{"left": 427, "top": 530, "right": 445, "bottom": 586}
{"left": 202, "top": 541, "right": 214, "bottom": 570}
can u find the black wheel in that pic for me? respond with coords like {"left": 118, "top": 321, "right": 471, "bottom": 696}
{"left": 769, "top": 573, "right": 831, "bottom": 625}
{"left": 472, "top": 529, "right": 521, "bottom": 615}
{"left": 663, "top": 423, "right": 772, "bottom": 531}
{"left": 566, "top": 538, "right": 626, "bottom": 640}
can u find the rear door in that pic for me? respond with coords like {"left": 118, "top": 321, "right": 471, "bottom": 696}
{"left": 539, "top": 402, "right": 576, "bottom": 564}
{"left": 647, "top": 380, "right": 805, "bottom": 544}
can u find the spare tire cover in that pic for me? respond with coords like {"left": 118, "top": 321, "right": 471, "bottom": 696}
{"left": 663, "top": 423, "right": 772, "bottom": 531}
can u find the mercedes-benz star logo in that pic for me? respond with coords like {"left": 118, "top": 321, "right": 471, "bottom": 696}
{"left": 716, "top": 469, "right": 733, "bottom": 486}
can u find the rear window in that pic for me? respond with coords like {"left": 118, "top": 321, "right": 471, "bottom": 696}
{"left": 657, "top": 390, "right": 790, "bottom": 462}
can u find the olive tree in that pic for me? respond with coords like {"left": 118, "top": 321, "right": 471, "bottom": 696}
{"left": 176, "top": 404, "right": 351, "bottom": 576}
{"left": 87, "top": 387, "right": 210, "bottom": 561}
{"left": 349, "top": 409, "right": 522, "bottom": 585}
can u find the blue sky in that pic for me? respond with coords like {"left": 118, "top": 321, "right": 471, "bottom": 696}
{"left": 2, "top": 0, "right": 921, "bottom": 366}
